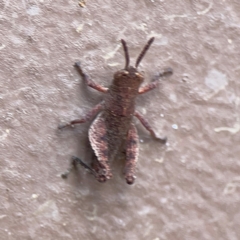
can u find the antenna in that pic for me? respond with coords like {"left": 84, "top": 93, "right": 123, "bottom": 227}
{"left": 135, "top": 37, "right": 155, "bottom": 68}
{"left": 121, "top": 39, "right": 130, "bottom": 69}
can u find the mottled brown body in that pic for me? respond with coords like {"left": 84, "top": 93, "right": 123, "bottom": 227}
{"left": 59, "top": 38, "right": 173, "bottom": 184}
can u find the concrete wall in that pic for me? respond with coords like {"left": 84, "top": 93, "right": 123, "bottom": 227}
{"left": 0, "top": 0, "right": 240, "bottom": 239}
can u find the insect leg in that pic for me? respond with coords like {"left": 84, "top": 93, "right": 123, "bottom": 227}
{"left": 138, "top": 67, "right": 173, "bottom": 94}
{"left": 134, "top": 111, "right": 167, "bottom": 143}
{"left": 61, "top": 156, "right": 97, "bottom": 179}
{"left": 74, "top": 62, "right": 108, "bottom": 93}
{"left": 124, "top": 124, "right": 139, "bottom": 185}
{"left": 58, "top": 101, "right": 104, "bottom": 129}
{"left": 88, "top": 114, "right": 112, "bottom": 182}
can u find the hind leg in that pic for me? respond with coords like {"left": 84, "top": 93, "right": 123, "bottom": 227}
{"left": 61, "top": 156, "right": 96, "bottom": 179}
{"left": 124, "top": 124, "right": 139, "bottom": 185}
{"left": 61, "top": 113, "right": 112, "bottom": 183}
{"left": 61, "top": 155, "right": 109, "bottom": 183}
{"left": 88, "top": 114, "right": 112, "bottom": 182}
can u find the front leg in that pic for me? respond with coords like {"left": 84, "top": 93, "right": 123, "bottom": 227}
{"left": 138, "top": 67, "right": 173, "bottom": 94}
{"left": 134, "top": 111, "right": 167, "bottom": 143}
{"left": 58, "top": 101, "right": 104, "bottom": 129}
{"left": 74, "top": 62, "right": 108, "bottom": 93}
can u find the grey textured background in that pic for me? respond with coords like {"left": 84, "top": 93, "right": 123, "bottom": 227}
{"left": 1, "top": 0, "right": 240, "bottom": 239}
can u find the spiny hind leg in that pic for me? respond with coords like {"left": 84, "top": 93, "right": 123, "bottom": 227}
{"left": 61, "top": 156, "right": 108, "bottom": 183}
{"left": 61, "top": 156, "right": 96, "bottom": 179}
{"left": 89, "top": 114, "right": 112, "bottom": 182}
{"left": 90, "top": 158, "right": 110, "bottom": 183}
{"left": 124, "top": 124, "right": 139, "bottom": 185}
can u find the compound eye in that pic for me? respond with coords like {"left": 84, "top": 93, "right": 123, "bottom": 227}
{"left": 121, "top": 70, "right": 129, "bottom": 77}
{"left": 135, "top": 72, "right": 141, "bottom": 77}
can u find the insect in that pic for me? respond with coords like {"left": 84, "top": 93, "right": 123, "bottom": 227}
{"left": 59, "top": 37, "right": 173, "bottom": 184}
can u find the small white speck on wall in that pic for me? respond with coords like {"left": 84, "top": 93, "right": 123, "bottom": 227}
{"left": 172, "top": 124, "right": 178, "bottom": 130}
{"left": 205, "top": 69, "right": 228, "bottom": 90}
{"left": 26, "top": 5, "right": 41, "bottom": 16}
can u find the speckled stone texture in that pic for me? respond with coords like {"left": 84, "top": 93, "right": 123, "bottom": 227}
{"left": 1, "top": 0, "right": 240, "bottom": 239}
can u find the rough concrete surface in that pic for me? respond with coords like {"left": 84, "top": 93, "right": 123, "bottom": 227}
{"left": 1, "top": 0, "right": 240, "bottom": 239}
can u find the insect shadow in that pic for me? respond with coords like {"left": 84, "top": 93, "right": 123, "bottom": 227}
{"left": 59, "top": 37, "right": 173, "bottom": 184}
